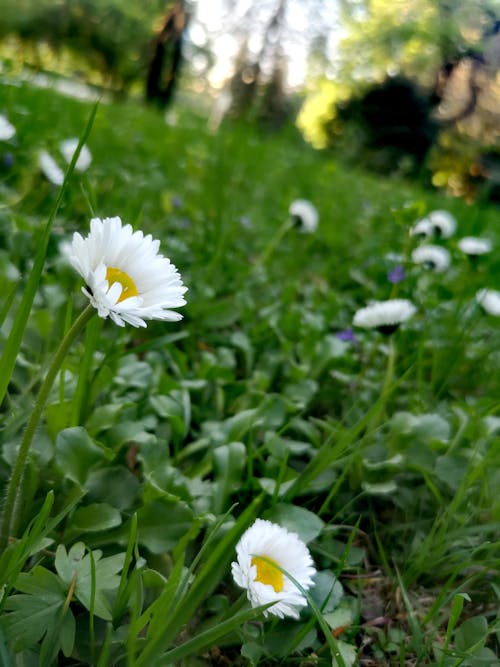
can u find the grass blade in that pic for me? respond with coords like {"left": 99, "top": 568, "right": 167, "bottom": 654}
{"left": 0, "top": 100, "right": 99, "bottom": 407}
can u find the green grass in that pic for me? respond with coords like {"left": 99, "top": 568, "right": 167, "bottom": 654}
{"left": 0, "top": 77, "right": 499, "bottom": 666}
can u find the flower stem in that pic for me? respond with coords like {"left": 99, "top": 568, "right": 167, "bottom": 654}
{"left": 368, "top": 335, "right": 397, "bottom": 433}
{"left": 0, "top": 304, "right": 95, "bottom": 550}
{"left": 254, "top": 218, "right": 293, "bottom": 268}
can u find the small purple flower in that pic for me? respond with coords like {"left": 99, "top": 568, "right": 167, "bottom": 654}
{"left": 240, "top": 215, "right": 252, "bottom": 228}
{"left": 172, "top": 195, "right": 182, "bottom": 209}
{"left": 336, "top": 328, "right": 357, "bottom": 343}
{"left": 387, "top": 265, "right": 406, "bottom": 284}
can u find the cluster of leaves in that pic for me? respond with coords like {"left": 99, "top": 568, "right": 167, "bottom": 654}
{"left": 0, "top": 81, "right": 498, "bottom": 665}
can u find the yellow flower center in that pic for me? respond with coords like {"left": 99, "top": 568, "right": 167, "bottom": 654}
{"left": 106, "top": 267, "right": 138, "bottom": 303}
{"left": 251, "top": 555, "right": 283, "bottom": 592}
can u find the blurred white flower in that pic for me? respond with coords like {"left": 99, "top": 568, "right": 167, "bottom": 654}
{"left": 289, "top": 199, "right": 319, "bottom": 233}
{"left": 458, "top": 236, "right": 492, "bottom": 256}
{"left": 0, "top": 114, "right": 16, "bottom": 141}
{"left": 353, "top": 299, "right": 416, "bottom": 332}
{"left": 231, "top": 519, "right": 316, "bottom": 619}
{"left": 60, "top": 138, "right": 92, "bottom": 172}
{"left": 411, "top": 217, "right": 434, "bottom": 238}
{"left": 412, "top": 210, "right": 456, "bottom": 238}
{"left": 428, "top": 210, "right": 457, "bottom": 238}
{"left": 58, "top": 239, "right": 73, "bottom": 263}
{"left": 69, "top": 216, "right": 187, "bottom": 327}
{"left": 412, "top": 245, "right": 451, "bottom": 272}
{"left": 39, "top": 150, "right": 64, "bottom": 186}
{"left": 476, "top": 289, "right": 500, "bottom": 316}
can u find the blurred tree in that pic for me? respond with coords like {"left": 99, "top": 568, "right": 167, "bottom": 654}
{"left": 145, "top": 0, "right": 188, "bottom": 108}
{"left": 0, "top": 0, "right": 184, "bottom": 95}
{"left": 228, "top": 0, "right": 289, "bottom": 124}
{"left": 298, "top": 0, "right": 500, "bottom": 196}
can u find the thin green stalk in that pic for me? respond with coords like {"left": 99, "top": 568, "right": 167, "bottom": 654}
{"left": 367, "top": 334, "right": 397, "bottom": 432}
{"left": 254, "top": 218, "right": 293, "bottom": 267}
{"left": 0, "top": 101, "right": 98, "bottom": 407}
{"left": 0, "top": 305, "right": 95, "bottom": 550}
{"left": 71, "top": 314, "right": 101, "bottom": 425}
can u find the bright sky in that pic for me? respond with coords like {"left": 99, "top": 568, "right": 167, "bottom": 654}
{"left": 188, "top": 0, "right": 343, "bottom": 89}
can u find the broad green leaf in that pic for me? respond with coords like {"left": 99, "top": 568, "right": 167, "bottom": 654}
{"left": 212, "top": 442, "right": 246, "bottom": 514}
{"left": 332, "top": 640, "right": 357, "bottom": 667}
{"left": 115, "top": 358, "right": 153, "bottom": 389}
{"left": 361, "top": 480, "right": 398, "bottom": 495}
{"left": 263, "top": 503, "right": 325, "bottom": 543}
{"left": 283, "top": 379, "right": 318, "bottom": 409}
{"left": 85, "top": 466, "right": 140, "bottom": 510}
{"left": 86, "top": 403, "right": 133, "bottom": 434}
{"left": 310, "top": 570, "right": 344, "bottom": 613}
{"left": 390, "top": 412, "right": 450, "bottom": 443}
{"left": 14, "top": 567, "right": 65, "bottom": 599}
{"left": 70, "top": 503, "right": 122, "bottom": 533}
{"left": 264, "top": 622, "right": 317, "bottom": 657}
{"left": 0, "top": 567, "right": 66, "bottom": 651}
{"left": 55, "top": 543, "right": 125, "bottom": 620}
{"left": 55, "top": 427, "right": 112, "bottom": 485}
{"left": 434, "top": 454, "right": 468, "bottom": 490}
{"left": 136, "top": 499, "right": 193, "bottom": 554}
{"left": 454, "top": 616, "right": 488, "bottom": 652}
{"left": 324, "top": 599, "right": 355, "bottom": 631}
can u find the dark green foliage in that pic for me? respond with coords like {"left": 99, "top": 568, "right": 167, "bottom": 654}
{"left": 326, "top": 76, "right": 439, "bottom": 176}
{"left": 0, "top": 0, "right": 172, "bottom": 92}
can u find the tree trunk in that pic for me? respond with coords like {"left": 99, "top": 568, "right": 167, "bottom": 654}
{"left": 145, "top": 0, "right": 187, "bottom": 109}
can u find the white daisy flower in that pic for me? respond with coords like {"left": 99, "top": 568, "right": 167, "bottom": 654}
{"left": 39, "top": 150, "right": 64, "bottom": 186}
{"left": 411, "top": 217, "right": 434, "bottom": 238}
{"left": 289, "top": 199, "right": 319, "bottom": 233}
{"left": 60, "top": 138, "right": 92, "bottom": 172}
{"left": 428, "top": 210, "right": 457, "bottom": 238}
{"left": 411, "top": 245, "right": 451, "bottom": 272}
{"left": 353, "top": 299, "right": 416, "bottom": 333}
{"left": 231, "top": 519, "right": 316, "bottom": 619}
{"left": 0, "top": 114, "right": 16, "bottom": 141}
{"left": 69, "top": 216, "right": 187, "bottom": 327}
{"left": 412, "top": 210, "right": 456, "bottom": 238}
{"left": 476, "top": 289, "right": 500, "bottom": 316}
{"left": 458, "top": 236, "right": 492, "bottom": 256}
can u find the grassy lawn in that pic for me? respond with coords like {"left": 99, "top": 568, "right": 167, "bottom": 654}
{"left": 0, "top": 78, "right": 498, "bottom": 666}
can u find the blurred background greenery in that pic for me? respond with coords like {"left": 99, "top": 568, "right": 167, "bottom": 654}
{"left": 1, "top": 0, "right": 500, "bottom": 200}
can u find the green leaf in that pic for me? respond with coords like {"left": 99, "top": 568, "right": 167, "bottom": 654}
{"left": 55, "top": 543, "right": 125, "bottom": 620}
{"left": 454, "top": 616, "right": 488, "bottom": 652}
{"left": 310, "top": 570, "right": 344, "bottom": 613}
{"left": 60, "top": 609, "right": 76, "bottom": 657}
{"left": 434, "top": 455, "right": 468, "bottom": 490}
{"left": 332, "top": 640, "right": 357, "bottom": 667}
{"left": 85, "top": 466, "right": 140, "bottom": 510}
{"left": 0, "top": 567, "right": 66, "bottom": 651}
{"left": 361, "top": 480, "right": 398, "bottom": 495}
{"left": 14, "top": 566, "right": 66, "bottom": 599}
{"left": 263, "top": 503, "right": 325, "bottom": 543}
{"left": 70, "top": 503, "right": 122, "bottom": 533}
{"left": 283, "top": 379, "right": 318, "bottom": 409}
{"left": 86, "top": 403, "right": 133, "bottom": 434}
{"left": 136, "top": 499, "right": 194, "bottom": 554}
{"left": 324, "top": 599, "right": 355, "bottom": 631}
{"left": 390, "top": 412, "right": 450, "bottom": 443}
{"left": 55, "top": 427, "right": 111, "bottom": 485}
{"left": 212, "top": 442, "right": 247, "bottom": 514}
